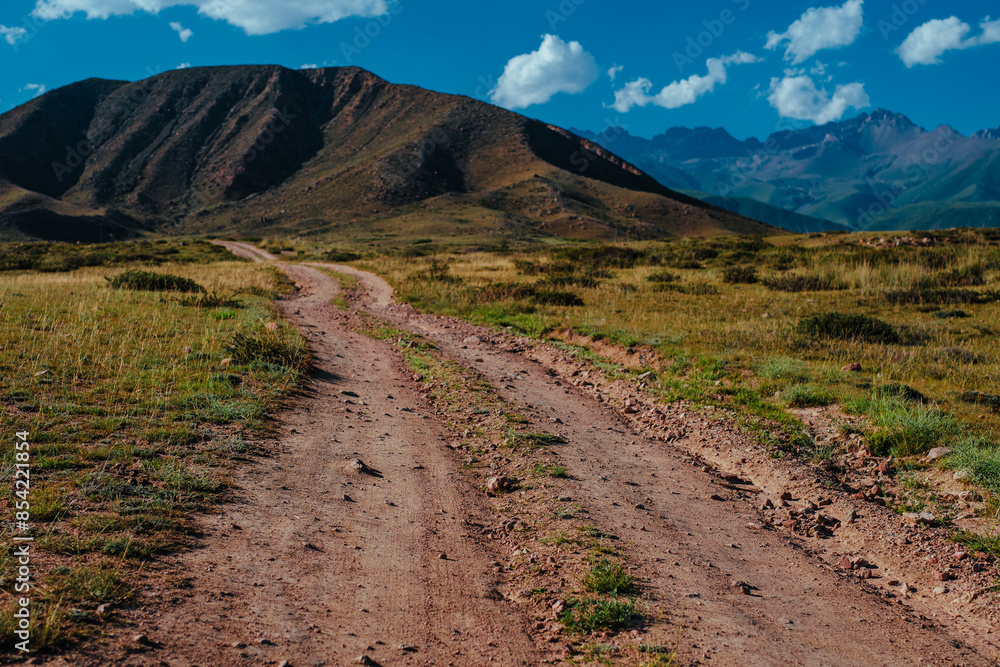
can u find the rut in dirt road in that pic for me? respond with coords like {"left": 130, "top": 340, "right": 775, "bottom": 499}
{"left": 293, "top": 250, "right": 991, "bottom": 667}
{"left": 78, "top": 242, "right": 991, "bottom": 667}
{"left": 61, "top": 256, "right": 545, "bottom": 667}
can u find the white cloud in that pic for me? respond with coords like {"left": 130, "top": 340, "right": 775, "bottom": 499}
{"left": 610, "top": 52, "right": 760, "bottom": 113}
{"left": 489, "top": 34, "right": 599, "bottom": 110}
{"left": 765, "top": 0, "right": 864, "bottom": 64}
{"left": 300, "top": 63, "right": 318, "bottom": 69}
{"left": 896, "top": 16, "right": 1000, "bottom": 67}
{"left": 607, "top": 65, "right": 623, "bottom": 81}
{"left": 31, "top": 0, "right": 389, "bottom": 35}
{"left": 177, "top": 62, "right": 191, "bottom": 69}
{"left": 810, "top": 61, "right": 830, "bottom": 79}
{"left": 22, "top": 83, "right": 47, "bottom": 97}
{"left": 767, "top": 74, "right": 869, "bottom": 124}
{"left": 1, "top": 25, "right": 28, "bottom": 45}
{"left": 169, "top": 20, "right": 192, "bottom": 42}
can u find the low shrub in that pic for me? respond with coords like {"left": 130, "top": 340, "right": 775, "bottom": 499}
{"left": 646, "top": 270, "right": 679, "bottom": 284}
{"left": 324, "top": 250, "right": 362, "bottom": 262}
{"left": 512, "top": 259, "right": 541, "bottom": 275}
{"left": 882, "top": 288, "right": 995, "bottom": 306}
{"left": 534, "top": 290, "right": 584, "bottom": 307}
{"left": 932, "top": 309, "right": 971, "bottom": 319}
{"left": 935, "top": 264, "right": 985, "bottom": 287}
{"left": 225, "top": 330, "right": 307, "bottom": 370}
{"left": 653, "top": 281, "right": 719, "bottom": 295}
{"left": 874, "top": 382, "right": 928, "bottom": 404}
{"left": 721, "top": 265, "right": 758, "bottom": 284}
{"left": 412, "top": 260, "right": 460, "bottom": 283}
{"left": 471, "top": 282, "right": 582, "bottom": 306}
{"left": 106, "top": 270, "right": 205, "bottom": 293}
{"left": 796, "top": 312, "right": 900, "bottom": 344}
{"left": 663, "top": 257, "right": 703, "bottom": 270}
{"left": 935, "top": 347, "right": 988, "bottom": 365}
{"left": 550, "top": 245, "right": 649, "bottom": 269}
{"left": 177, "top": 293, "right": 242, "bottom": 308}
{"left": 476, "top": 282, "right": 537, "bottom": 301}
{"left": 959, "top": 391, "right": 1000, "bottom": 412}
{"left": 763, "top": 273, "right": 847, "bottom": 292}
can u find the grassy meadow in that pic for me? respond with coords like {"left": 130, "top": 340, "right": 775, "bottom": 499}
{"left": 3, "top": 228, "right": 1000, "bottom": 655}
{"left": 341, "top": 230, "right": 1000, "bottom": 529}
{"left": 0, "top": 240, "right": 305, "bottom": 651}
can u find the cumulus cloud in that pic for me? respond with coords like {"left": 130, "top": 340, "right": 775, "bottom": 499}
{"left": 610, "top": 52, "right": 760, "bottom": 113}
{"left": 169, "top": 20, "right": 192, "bottom": 42}
{"left": 177, "top": 62, "right": 191, "bottom": 69}
{"left": 31, "top": 0, "right": 389, "bottom": 35}
{"left": 767, "top": 74, "right": 869, "bottom": 124}
{"left": 766, "top": 0, "right": 864, "bottom": 64}
{"left": 22, "top": 83, "right": 47, "bottom": 97}
{"left": 607, "top": 65, "right": 623, "bottom": 81}
{"left": 489, "top": 34, "right": 599, "bottom": 109}
{"left": 300, "top": 63, "right": 319, "bottom": 69}
{"left": 896, "top": 16, "right": 1000, "bottom": 67}
{"left": 1, "top": 25, "right": 28, "bottom": 45}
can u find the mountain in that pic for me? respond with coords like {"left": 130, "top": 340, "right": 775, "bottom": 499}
{"left": 577, "top": 111, "right": 1000, "bottom": 231}
{"left": 0, "top": 65, "right": 775, "bottom": 243}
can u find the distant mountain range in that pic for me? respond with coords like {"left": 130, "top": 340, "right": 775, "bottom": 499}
{"left": 0, "top": 65, "right": 774, "bottom": 243}
{"left": 575, "top": 110, "right": 1000, "bottom": 231}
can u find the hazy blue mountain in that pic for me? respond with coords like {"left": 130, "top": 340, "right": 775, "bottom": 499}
{"left": 576, "top": 110, "right": 1000, "bottom": 231}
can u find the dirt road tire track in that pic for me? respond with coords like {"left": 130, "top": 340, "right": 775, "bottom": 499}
{"left": 48, "top": 243, "right": 993, "bottom": 667}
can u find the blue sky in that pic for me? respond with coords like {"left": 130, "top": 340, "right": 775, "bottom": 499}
{"left": 2, "top": 0, "right": 998, "bottom": 141}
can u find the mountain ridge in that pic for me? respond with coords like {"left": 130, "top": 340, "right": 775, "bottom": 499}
{"left": 0, "top": 65, "right": 775, "bottom": 243}
{"left": 574, "top": 109, "right": 1000, "bottom": 231}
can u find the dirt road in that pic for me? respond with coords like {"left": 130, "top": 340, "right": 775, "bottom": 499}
{"left": 56, "top": 244, "right": 995, "bottom": 666}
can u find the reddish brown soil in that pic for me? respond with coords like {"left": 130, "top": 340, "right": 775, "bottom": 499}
{"left": 38, "top": 243, "right": 998, "bottom": 667}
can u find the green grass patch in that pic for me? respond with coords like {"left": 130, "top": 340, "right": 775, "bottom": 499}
{"left": 531, "top": 462, "right": 567, "bottom": 477}
{"left": 504, "top": 430, "right": 566, "bottom": 450}
{"left": 951, "top": 530, "right": 1000, "bottom": 559}
{"left": 846, "top": 395, "right": 961, "bottom": 457}
{"left": 0, "top": 250, "right": 302, "bottom": 650}
{"left": 560, "top": 599, "right": 641, "bottom": 634}
{"left": 948, "top": 438, "right": 1000, "bottom": 495}
{"left": 783, "top": 383, "right": 836, "bottom": 408}
{"left": 758, "top": 357, "right": 809, "bottom": 383}
{"left": 582, "top": 559, "right": 635, "bottom": 595}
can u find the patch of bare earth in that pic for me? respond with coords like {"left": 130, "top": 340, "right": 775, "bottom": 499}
{"left": 37, "top": 244, "right": 998, "bottom": 666}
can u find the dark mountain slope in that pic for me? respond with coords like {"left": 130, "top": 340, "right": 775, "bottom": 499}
{"left": 0, "top": 65, "right": 773, "bottom": 242}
